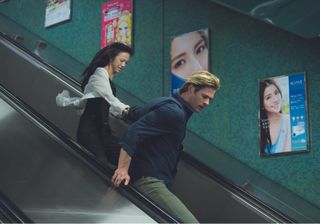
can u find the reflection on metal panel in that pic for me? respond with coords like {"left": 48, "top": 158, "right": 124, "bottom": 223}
{"left": 0, "top": 99, "right": 14, "bottom": 120}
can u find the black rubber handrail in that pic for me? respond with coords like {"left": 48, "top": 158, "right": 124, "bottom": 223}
{"left": 0, "top": 190, "right": 33, "bottom": 223}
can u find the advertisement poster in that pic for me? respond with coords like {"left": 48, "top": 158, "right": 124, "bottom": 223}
{"left": 45, "top": 0, "right": 71, "bottom": 28}
{"left": 170, "top": 28, "right": 209, "bottom": 95}
{"left": 259, "top": 72, "right": 309, "bottom": 156}
{"left": 101, "top": 0, "right": 132, "bottom": 48}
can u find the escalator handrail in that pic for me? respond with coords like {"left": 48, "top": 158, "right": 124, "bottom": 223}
{"left": 0, "top": 190, "right": 33, "bottom": 223}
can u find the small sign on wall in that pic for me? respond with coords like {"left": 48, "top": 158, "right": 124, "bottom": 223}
{"left": 259, "top": 72, "right": 309, "bottom": 156}
{"left": 101, "top": 0, "right": 133, "bottom": 48}
{"left": 45, "top": 0, "right": 71, "bottom": 28}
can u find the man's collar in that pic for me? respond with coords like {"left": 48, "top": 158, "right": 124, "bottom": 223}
{"left": 173, "top": 93, "right": 195, "bottom": 115}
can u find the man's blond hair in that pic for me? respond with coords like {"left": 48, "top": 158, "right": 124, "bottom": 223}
{"left": 179, "top": 71, "right": 220, "bottom": 94}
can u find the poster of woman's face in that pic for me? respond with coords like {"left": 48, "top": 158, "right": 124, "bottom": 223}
{"left": 170, "top": 28, "right": 209, "bottom": 95}
{"left": 259, "top": 72, "right": 309, "bottom": 156}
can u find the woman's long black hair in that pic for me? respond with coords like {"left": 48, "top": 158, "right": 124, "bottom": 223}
{"left": 80, "top": 42, "right": 133, "bottom": 90}
{"left": 259, "top": 79, "right": 282, "bottom": 153}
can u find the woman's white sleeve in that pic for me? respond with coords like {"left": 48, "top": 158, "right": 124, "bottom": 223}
{"left": 87, "top": 69, "right": 129, "bottom": 117}
{"left": 56, "top": 90, "right": 82, "bottom": 107}
{"left": 100, "top": 79, "right": 129, "bottom": 117}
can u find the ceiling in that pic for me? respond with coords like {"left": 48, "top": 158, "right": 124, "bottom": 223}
{"left": 211, "top": 0, "right": 320, "bottom": 39}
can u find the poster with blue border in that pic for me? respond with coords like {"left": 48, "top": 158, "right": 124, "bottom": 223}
{"left": 259, "top": 72, "right": 309, "bottom": 156}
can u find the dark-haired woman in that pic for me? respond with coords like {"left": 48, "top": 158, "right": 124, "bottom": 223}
{"left": 57, "top": 42, "right": 133, "bottom": 164}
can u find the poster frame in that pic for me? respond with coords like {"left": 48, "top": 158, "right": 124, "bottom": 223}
{"left": 44, "top": 0, "right": 72, "bottom": 28}
{"left": 101, "top": 0, "right": 133, "bottom": 48}
{"left": 258, "top": 72, "right": 310, "bottom": 157}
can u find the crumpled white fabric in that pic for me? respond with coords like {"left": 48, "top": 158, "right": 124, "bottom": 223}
{"left": 56, "top": 67, "right": 129, "bottom": 117}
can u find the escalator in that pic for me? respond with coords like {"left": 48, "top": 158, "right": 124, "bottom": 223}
{"left": 1, "top": 23, "right": 313, "bottom": 223}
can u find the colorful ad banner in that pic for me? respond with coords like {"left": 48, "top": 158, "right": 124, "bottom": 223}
{"left": 101, "top": 0, "right": 132, "bottom": 48}
{"left": 259, "top": 72, "right": 309, "bottom": 156}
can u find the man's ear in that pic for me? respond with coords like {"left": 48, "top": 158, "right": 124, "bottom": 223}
{"left": 188, "top": 85, "right": 195, "bottom": 94}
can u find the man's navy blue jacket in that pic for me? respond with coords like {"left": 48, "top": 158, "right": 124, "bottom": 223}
{"left": 119, "top": 94, "right": 193, "bottom": 187}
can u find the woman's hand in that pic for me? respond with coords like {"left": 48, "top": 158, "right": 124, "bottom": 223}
{"left": 121, "top": 107, "right": 130, "bottom": 119}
